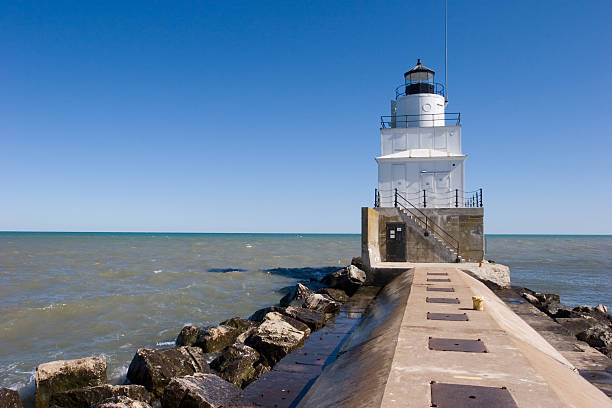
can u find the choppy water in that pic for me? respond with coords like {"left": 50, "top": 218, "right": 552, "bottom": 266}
{"left": 1, "top": 232, "right": 611, "bottom": 401}
{"left": 486, "top": 235, "right": 612, "bottom": 307}
{"left": 0, "top": 232, "right": 358, "bottom": 401}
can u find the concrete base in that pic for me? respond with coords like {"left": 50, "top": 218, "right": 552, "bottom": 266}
{"left": 361, "top": 207, "right": 485, "bottom": 266}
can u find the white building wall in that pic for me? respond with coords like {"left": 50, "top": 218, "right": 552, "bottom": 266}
{"left": 394, "top": 93, "right": 446, "bottom": 127}
{"left": 381, "top": 126, "right": 461, "bottom": 156}
{"left": 377, "top": 158, "right": 465, "bottom": 208}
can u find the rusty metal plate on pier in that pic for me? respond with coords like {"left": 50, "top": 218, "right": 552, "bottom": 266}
{"left": 428, "top": 338, "right": 487, "bottom": 353}
{"left": 427, "top": 272, "right": 448, "bottom": 276}
{"left": 427, "top": 312, "right": 468, "bottom": 321}
{"left": 579, "top": 370, "right": 612, "bottom": 385}
{"left": 426, "top": 297, "right": 460, "bottom": 304}
{"left": 431, "top": 382, "right": 518, "bottom": 407}
{"left": 427, "top": 278, "right": 451, "bottom": 282}
{"left": 426, "top": 287, "right": 454, "bottom": 292}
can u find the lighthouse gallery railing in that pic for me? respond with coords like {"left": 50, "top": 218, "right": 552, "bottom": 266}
{"left": 375, "top": 188, "right": 483, "bottom": 208}
{"left": 380, "top": 112, "right": 461, "bottom": 128}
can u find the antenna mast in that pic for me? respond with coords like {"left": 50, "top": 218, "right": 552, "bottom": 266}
{"left": 444, "top": 0, "right": 448, "bottom": 105}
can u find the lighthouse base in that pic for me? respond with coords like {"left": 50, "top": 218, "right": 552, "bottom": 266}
{"left": 361, "top": 206, "right": 484, "bottom": 268}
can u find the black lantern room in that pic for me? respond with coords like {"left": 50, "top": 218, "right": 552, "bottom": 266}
{"left": 404, "top": 58, "right": 436, "bottom": 95}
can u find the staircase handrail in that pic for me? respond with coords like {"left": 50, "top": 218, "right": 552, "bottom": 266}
{"left": 394, "top": 189, "right": 459, "bottom": 254}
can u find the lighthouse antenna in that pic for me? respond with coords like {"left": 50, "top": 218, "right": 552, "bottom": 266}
{"left": 444, "top": 0, "right": 448, "bottom": 106}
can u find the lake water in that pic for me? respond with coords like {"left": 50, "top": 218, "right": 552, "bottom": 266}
{"left": 1, "top": 232, "right": 610, "bottom": 401}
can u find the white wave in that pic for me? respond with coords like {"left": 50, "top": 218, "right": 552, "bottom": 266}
{"left": 10, "top": 371, "right": 36, "bottom": 398}
{"left": 245, "top": 244, "right": 253, "bottom": 248}
{"left": 153, "top": 269, "right": 163, "bottom": 274}
{"left": 41, "top": 303, "right": 67, "bottom": 310}
{"left": 156, "top": 341, "right": 175, "bottom": 347}
{"left": 110, "top": 365, "right": 128, "bottom": 385}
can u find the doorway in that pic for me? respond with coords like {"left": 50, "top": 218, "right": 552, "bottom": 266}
{"left": 386, "top": 222, "right": 406, "bottom": 262}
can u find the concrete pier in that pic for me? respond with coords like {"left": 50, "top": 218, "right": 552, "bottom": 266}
{"left": 297, "top": 265, "right": 612, "bottom": 407}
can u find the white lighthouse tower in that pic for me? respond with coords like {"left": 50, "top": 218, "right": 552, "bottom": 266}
{"left": 376, "top": 59, "right": 466, "bottom": 208}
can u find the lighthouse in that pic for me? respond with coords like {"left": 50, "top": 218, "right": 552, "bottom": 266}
{"left": 376, "top": 59, "right": 466, "bottom": 208}
{"left": 362, "top": 60, "right": 484, "bottom": 264}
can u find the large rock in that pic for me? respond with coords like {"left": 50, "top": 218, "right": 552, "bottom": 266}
{"left": 279, "top": 283, "right": 314, "bottom": 307}
{"left": 245, "top": 312, "right": 311, "bottom": 366}
{"left": 351, "top": 256, "right": 365, "bottom": 270}
{"left": 573, "top": 305, "right": 612, "bottom": 325}
{"left": 521, "top": 292, "right": 539, "bottom": 304}
{"left": 0, "top": 388, "right": 22, "bottom": 408}
{"left": 175, "top": 325, "right": 200, "bottom": 347}
{"left": 35, "top": 357, "right": 106, "bottom": 408}
{"left": 126, "top": 347, "right": 209, "bottom": 398}
{"left": 176, "top": 325, "right": 242, "bottom": 353}
{"left": 303, "top": 293, "right": 341, "bottom": 314}
{"left": 248, "top": 306, "right": 286, "bottom": 322}
{"left": 209, "top": 344, "right": 260, "bottom": 388}
{"left": 235, "top": 326, "right": 258, "bottom": 344}
{"left": 596, "top": 303, "right": 609, "bottom": 315}
{"left": 556, "top": 317, "right": 599, "bottom": 337}
{"left": 50, "top": 385, "right": 150, "bottom": 408}
{"left": 93, "top": 396, "right": 152, "bottom": 408}
{"left": 320, "top": 265, "right": 366, "bottom": 295}
{"left": 220, "top": 317, "right": 257, "bottom": 332}
{"left": 461, "top": 262, "right": 511, "bottom": 289}
{"left": 262, "top": 311, "right": 311, "bottom": 333}
{"left": 196, "top": 325, "right": 242, "bottom": 353}
{"left": 219, "top": 317, "right": 259, "bottom": 344}
{"left": 316, "top": 287, "right": 349, "bottom": 303}
{"left": 576, "top": 325, "right": 612, "bottom": 357}
{"left": 520, "top": 291, "right": 577, "bottom": 318}
{"left": 283, "top": 306, "right": 327, "bottom": 331}
{"left": 278, "top": 282, "right": 340, "bottom": 314}
{"left": 161, "top": 373, "right": 241, "bottom": 408}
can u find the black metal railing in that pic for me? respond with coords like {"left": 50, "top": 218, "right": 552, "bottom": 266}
{"left": 394, "top": 189, "right": 459, "bottom": 255}
{"left": 464, "top": 188, "right": 483, "bottom": 208}
{"left": 374, "top": 188, "right": 483, "bottom": 209}
{"left": 380, "top": 112, "right": 461, "bottom": 128}
{"left": 395, "top": 82, "right": 445, "bottom": 99}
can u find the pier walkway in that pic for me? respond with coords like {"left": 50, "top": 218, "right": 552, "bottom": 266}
{"left": 381, "top": 265, "right": 612, "bottom": 407}
{"left": 298, "top": 265, "right": 612, "bottom": 407}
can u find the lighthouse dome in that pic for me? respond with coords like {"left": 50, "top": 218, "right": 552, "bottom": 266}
{"left": 404, "top": 58, "right": 435, "bottom": 82}
{"left": 403, "top": 59, "right": 438, "bottom": 95}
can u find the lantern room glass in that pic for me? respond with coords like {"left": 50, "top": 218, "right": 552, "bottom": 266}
{"left": 405, "top": 70, "right": 434, "bottom": 83}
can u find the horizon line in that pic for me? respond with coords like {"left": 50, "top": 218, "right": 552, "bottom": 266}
{"left": 0, "top": 230, "right": 611, "bottom": 236}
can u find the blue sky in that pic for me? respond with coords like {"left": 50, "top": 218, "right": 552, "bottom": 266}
{"left": 1, "top": 0, "right": 610, "bottom": 234}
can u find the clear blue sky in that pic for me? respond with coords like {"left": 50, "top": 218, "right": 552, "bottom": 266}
{"left": 1, "top": 0, "right": 610, "bottom": 234}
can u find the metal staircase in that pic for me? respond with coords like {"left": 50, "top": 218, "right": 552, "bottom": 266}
{"left": 393, "top": 189, "right": 461, "bottom": 262}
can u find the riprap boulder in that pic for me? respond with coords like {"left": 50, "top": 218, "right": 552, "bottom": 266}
{"left": 126, "top": 347, "right": 209, "bottom": 398}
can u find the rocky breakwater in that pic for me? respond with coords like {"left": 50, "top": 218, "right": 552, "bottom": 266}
{"left": 23, "top": 260, "right": 367, "bottom": 408}
{"left": 519, "top": 288, "right": 612, "bottom": 358}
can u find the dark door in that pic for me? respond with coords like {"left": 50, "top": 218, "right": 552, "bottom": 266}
{"left": 386, "top": 222, "right": 406, "bottom": 262}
